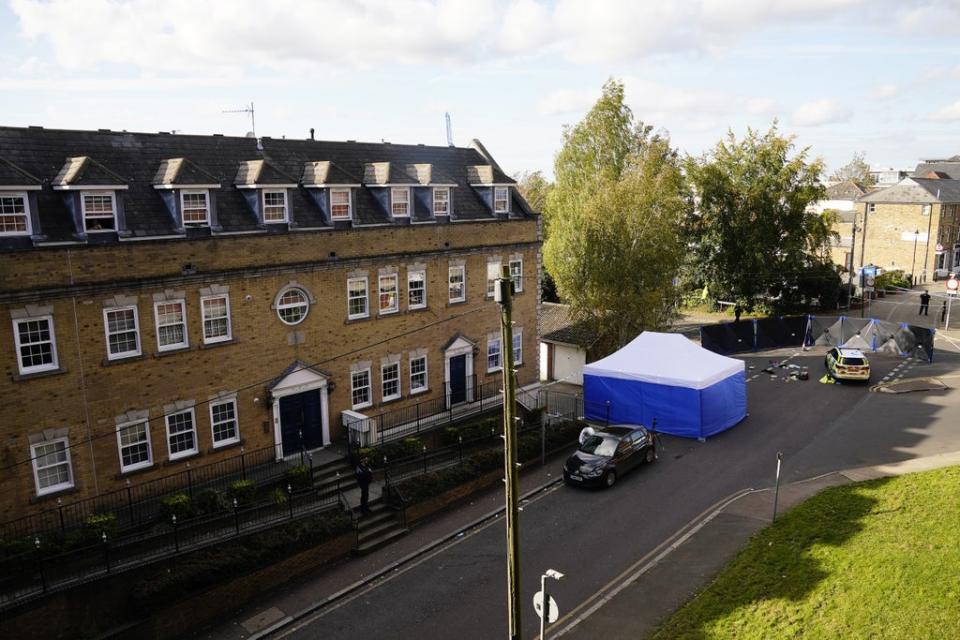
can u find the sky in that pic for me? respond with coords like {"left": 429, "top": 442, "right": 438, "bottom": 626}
{"left": 1, "top": 0, "right": 959, "bottom": 179}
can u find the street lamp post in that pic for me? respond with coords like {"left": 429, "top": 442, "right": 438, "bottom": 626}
{"left": 539, "top": 569, "right": 564, "bottom": 640}
{"left": 847, "top": 222, "right": 859, "bottom": 310}
{"left": 912, "top": 229, "right": 920, "bottom": 286}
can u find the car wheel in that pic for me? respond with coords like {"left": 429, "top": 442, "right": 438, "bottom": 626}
{"left": 644, "top": 447, "right": 655, "bottom": 464}
{"left": 604, "top": 471, "right": 617, "bottom": 488}
{"left": 824, "top": 356, "right": 829, "bottom": 369}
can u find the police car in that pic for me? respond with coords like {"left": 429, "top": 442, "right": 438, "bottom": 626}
{"left": 824, "top": 347, "right": 871, "bottom": 381}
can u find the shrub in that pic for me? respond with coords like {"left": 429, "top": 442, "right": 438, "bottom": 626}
{"left": 285, "top": 464, "right": 312, "bottom": 491}
{"left": 159, "top": 493, "right": 195, "bottom": 523}
{"left": 65, "top": 512, "right": 118, "bottom": 548}
{"left": 875, "top": 269, "right": 911, "bottom": 290}
{"left": 270, "top": 487, "right": 289, "bottom": 505}
{"left": 193, "top": 489, "right": 225, "bottom": 515}
{"left": 226, "top": 479, "right": 257, "bottom": 506}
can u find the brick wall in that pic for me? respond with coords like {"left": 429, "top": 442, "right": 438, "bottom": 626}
{"left": 0, "top": 220, "right": 540, "bottom": 520}
{"left": 858, "top": 203, "right": 943, "bottom": 281}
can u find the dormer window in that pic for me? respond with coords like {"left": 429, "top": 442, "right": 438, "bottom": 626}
{"left": 391, "top": 188, "right": 410, "bottom": 217}
{"left": 263, "top": 190, "right": 288, "bottom": 223}
{"left": 331, "top": 188, "right": 352, "bottom": 219}
{"left": 433, "top": 188, "right": 450, "bottom": 215}
{"left": 81, "top": 191, "right": 117, "bottom": 232}
{"left": 0, "top": 192, "right": 31, "bottom": 235}
{"left": 494, "top": 187, "right": 509, "bottom": 214}
{"left": 181, "top": 190, "right": 210, "bottom": 226}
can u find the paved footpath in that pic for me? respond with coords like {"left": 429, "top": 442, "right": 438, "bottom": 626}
{"left": 551, "top": 450, "right": 960, "bottom": 639}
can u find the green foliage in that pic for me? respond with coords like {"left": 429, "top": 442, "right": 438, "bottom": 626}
{"left": 875, "top": 269, "right": 911, "bottom": 290}
{"left": 270, "top": 487, "right": 289, "bottom": 505}
{"left": 132, "top": 510, "right": 352, "bottom": 611}
{"left": 285, "top": 464, "right": 312, "bottom": 491}
{"left": 829, "top": 151, "right": 876, "bottom": 186}
{"left": 226, "top": 479, "right": 257, "bottom": 506}
{"left": 159, "top": 493, "right": 194, "bottom": 523}
{"left": 193, "top": 489, "right": 225, "bottom": 515}
{"left": 685, "top": 123, "right": 830, "bottom": 313}
{"left": 545, "top": 79, "right": 688, "bottom": 354}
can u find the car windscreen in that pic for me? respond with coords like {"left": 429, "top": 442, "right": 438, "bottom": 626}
{"left": 580, "top": 435, "right": 618, "bottom": 457}
{"left": 841, "top": 357, "right": 865, "bottom": 366}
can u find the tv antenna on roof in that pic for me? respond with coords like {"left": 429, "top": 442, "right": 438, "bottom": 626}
{"left": 445, "top": 112, "right": 453, "bottom": 147}
{"left": 223, "top": 102, "right": 256, "bottom": 137}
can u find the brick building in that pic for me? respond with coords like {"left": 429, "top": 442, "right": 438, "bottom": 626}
{"left": 0, "top": 126, "right": 540, "bottom": 520}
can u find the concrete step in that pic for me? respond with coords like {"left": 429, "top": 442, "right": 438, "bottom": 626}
{"left": 356, "top": 510, "right": 394, "bottom": 532}
{"left": 354, "top": 525, "right": 409, "bottom": 555}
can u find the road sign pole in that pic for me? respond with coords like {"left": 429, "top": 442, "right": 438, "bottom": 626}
{"left": 772, "top": 451, "right": 783, "bottom": 522}
{"left": 947, "top": 295, "right": 953, "bottom": 331}
{"left": 540, "top": 574, "right": 548, "bottom": 640}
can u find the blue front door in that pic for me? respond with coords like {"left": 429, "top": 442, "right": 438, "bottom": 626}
{"left": 449, "top": 354, "right": 467, "bottom": 405}
{"left": 279, "top": 390, "right": 324, "bottom": 456}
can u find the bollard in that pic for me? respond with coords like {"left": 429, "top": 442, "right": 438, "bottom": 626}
{"left": 772, "top": 451, "right": 783, "bottom": 521}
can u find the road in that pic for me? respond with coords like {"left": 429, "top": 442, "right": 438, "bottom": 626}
{"left": 266, "top": 346, "right": 960, "bottom": 640}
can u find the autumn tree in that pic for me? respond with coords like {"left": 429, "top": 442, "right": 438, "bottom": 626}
{"left": 544, "top": 80, "right": 688, "bottom": 354}
{"left": 830, "top": 151, "right": 875, "bottom": 185}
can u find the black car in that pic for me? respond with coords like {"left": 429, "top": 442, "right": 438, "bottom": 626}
{"left": 563, "top": 424, "right": 657, "bottom": 488}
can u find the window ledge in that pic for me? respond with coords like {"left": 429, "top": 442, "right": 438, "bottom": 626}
{"left": 154, "top": 346, "right": 192, "bottom": 358}
{"left": 380, "top": 395, "right": 402, "bottom": 405}
{"left": 345, "top": 315, "right": 371, "bottom": 325}
{"left": 29, "top": 484, "right": 80, "bottom": 504}
{"left": 102, "top": 354, "right": 145, "bottom": 367}
{"left": 410, "top": 387, "right": 429, "bottom": 396}
{"left": 13, "top": 366, "right": 68, "bottom": 382}
{"left": 378, "top": 309, "right": 400, "bottom": 317}
{"left": 207, "top": 438, "right": 244, "bottom": 454}
{"left": 115, "top": 462, "right": 157, "bottom": 480}
{"left": 407, "top": 306, "right": 429, "bottom": 313}
{"left": 164, "top": 451, "right": 202, "bottom": 466}
{"left": 447, "top": 300, "right": 467, "bottom": 306}
{"left": 199, "top": 338, "right": 238, "bottom": 350}
{"left": 352, "top": 402, "right": 373, "bottom": 411}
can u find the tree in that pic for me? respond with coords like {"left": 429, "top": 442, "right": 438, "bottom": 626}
{"left": 830, "top": 151, "right": 875, "bottom": 185}
{"left": 544, "top": 80, "right": 688, "bottom": 354}
{"left": 514, "top": 170, "right": 552, "bottom": 214}
{"left": 685, "top": 124, "right": 833, "bottom": 312}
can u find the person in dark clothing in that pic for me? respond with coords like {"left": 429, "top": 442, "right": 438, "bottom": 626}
{"left": 734, "top": 304, "right": 742, "bottom": 323}
{"left": 919, "top": 290, "right": 931, "bottom": 316}
{"left": 355, "top": 457, "right": 373, "bottom": 514}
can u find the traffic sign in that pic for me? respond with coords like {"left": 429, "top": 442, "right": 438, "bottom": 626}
{"left": 947, "top": 276, "right": 958, "bottom": 292}
{"left": 936, "top": 243, "right": 944, "bottom": 252}
{"left": 533, "top": 591, "right": 559, "bottom": 623}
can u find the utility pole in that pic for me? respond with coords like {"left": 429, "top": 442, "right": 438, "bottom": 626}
{"left": 496, "top": 264, "right": 522, "bottom": 639}
{"left": 847, "top": 221, "right": 858, "bottom": 310}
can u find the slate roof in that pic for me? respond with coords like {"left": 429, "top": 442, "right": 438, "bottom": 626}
{"left": 152, "top": 157, "right": 221, "bottom": 187}
{"left": 300, "top": 161, "right": 360, "bottom": 186}
{"left": 0, "top": 157, "right": 42, "bottom": 187}
{"left": 539, "top": 302, "right": 597, "bottom": 348}
{"left": 234, "top": 159, "right": 299, "bottom": 186}
{"left": 825, "top": 180, "right": 867, "bottom": 201}
{"left": 0, "top": 126, "right": 532, "bottom": 249}
{"left": 859, "top": 177, "right": 960, "bottom": 204}
{"left": 914, "top": 156, "right": 960, "bottom": 180}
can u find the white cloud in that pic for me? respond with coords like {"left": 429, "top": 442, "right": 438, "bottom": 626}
{"left": 536, "top": 88, "right": 598, "bottom": 116}
{"left": 872, "top": 83, "right": 900, "bottom": 99}
{"left": 792, "top": 99, "right": 852, "bottom": 126}
{"left": 930, "top": 100, "right": 960, "bottom": 122}
{"left": 12, "top": 0, "right": 951, "bottom": 75}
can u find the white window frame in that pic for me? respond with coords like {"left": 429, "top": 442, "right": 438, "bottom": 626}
{"left": 31, "top": 437, "right": 73, "bottom": 496}
{"left": 12, "top": 315, "right": 59, "bottom": 375}
{"left": 379, "top": 274, "right": 399, "bottom": 315}
{"left": 509, "top": 258, "right": 523, "bottom": 293}
{"left": 351, "top": 368, "right": 372, "bottom": 410}
{"left": 513, "top": 328, "right": 523, "bottom": 365}
{"left": 410, "top": 354, "right": 428, "bottom": 395}
{"left": 487, "top": 261, "right": 501, "bottom": 298}
{"left": 381, "top": 361, "right": 401, "bottom": 402}
{"left": 180, "top": 189, "right": 210, "bottom": 226}
{"left": 116, "top": 420, "right": 153, "bottom": 473}
{"left": 494, "top": 187, "right": 509, "bottom": 214}
{"left": 201, "top": 294, "right": 232, "bottom": 344}
{"left": 165, "top": 408, "right": 198, "bottom": 461}
{"left": 448, "top": 265, "right": 465, "bottom": 303}
{"left": 276, "top": 287, "right": 310, "bottom": 325}
{"left": 330, "top": 188, "right": 352, "bottom": 220}
{"left": 154, "top": 299, "right": 189, "bottom": 352}
{"left": 432, "top": 187, "right": 449, "bottom": 215}
{"left": 262, "top": 190, "right": 288, "bottom": 223}
{"left": 104, "top": 306, "right": 141, "bottom": 360}
{"left": 487, "top": 336, "right": 502, "bottom": 373}
{"left": 347, "top": 277, "right": 369, "bottom": 320}
{"left": 81, "top": 190, "right": 117, "bottom": 232}
{"left": 0, "top": 191, "right": 31, "bottom": 236}
{"left": 210, "top": 398, "right": 240, "bottom": 448}
{"left": 391, "top": 187, "right": 410, "bottom": 217}
{"left": 408, "top": 269, "right": 426, "bottom": 310}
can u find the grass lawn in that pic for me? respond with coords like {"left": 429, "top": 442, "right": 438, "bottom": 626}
{"left": 653, "top": 466, "right": 960, "bottom": 640}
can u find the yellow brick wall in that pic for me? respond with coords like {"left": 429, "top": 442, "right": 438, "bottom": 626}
{"left": 857, "top": 203, "right": 943, "bottom": 282}
{"left": 0, "top": 220, "right": 540, "bottom": 520}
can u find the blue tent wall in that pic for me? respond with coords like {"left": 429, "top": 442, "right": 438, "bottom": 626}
{"left": 583, "top": 371, "right": 746, "bottom": 439}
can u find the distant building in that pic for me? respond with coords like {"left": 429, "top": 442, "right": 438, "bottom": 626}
{"left": 869, "top": 168, "right": 910, "bottom": 186}
{"left": 913, "top": 155, "right": 960, "bottom": 180}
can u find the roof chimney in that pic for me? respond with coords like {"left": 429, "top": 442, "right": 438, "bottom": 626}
{"left": 310, "top": 128, "right": 315, "bottom": 141}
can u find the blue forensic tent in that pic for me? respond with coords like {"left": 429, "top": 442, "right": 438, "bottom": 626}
{"left": 583, "top": 332, "right": 747, "bottom": 439}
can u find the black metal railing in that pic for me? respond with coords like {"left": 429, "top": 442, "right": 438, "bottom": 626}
{"left": 1, "top": 444, "right": 288, "bottom": 546}
{"left": 0, "top": 479, "right": 341, "bottom": 611}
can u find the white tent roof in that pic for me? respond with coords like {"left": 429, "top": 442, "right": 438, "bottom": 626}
{"left": 583, "top": 332, "right": 745, "bottom": 390}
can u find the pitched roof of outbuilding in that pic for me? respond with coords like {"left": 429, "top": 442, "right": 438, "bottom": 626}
{"left": 913, "top": 157, "right": 960, "bottom": 180}
{"left": 825, "top": 180, "right": 867, "bottom": 201}
{"left": 858, "top": 177, "right": 960, "bottom": 204}
{"left": 539, "top": 302, "right": 598, "bottom": 348}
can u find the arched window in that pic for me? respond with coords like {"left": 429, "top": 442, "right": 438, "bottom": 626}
{"left": 276, "top": 287, "right": 310, "bottom": 325}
